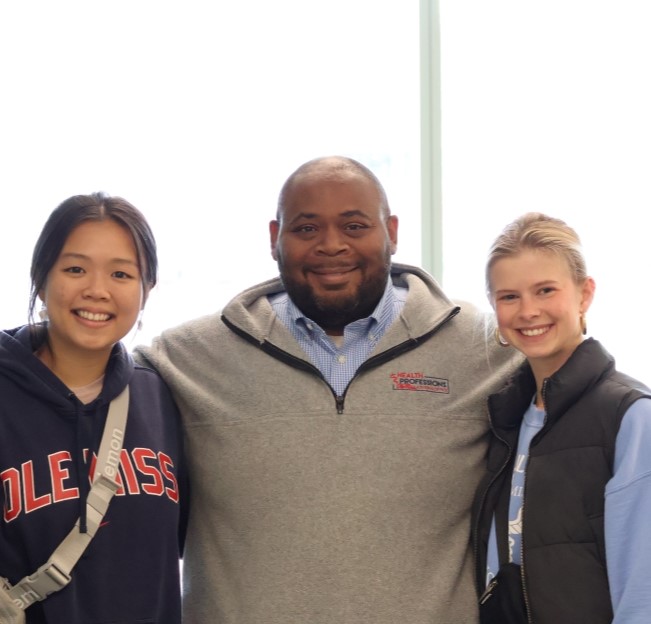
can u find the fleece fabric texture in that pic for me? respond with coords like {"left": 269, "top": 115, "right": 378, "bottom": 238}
{"left": 135, "top": 263, "right": 522, "bottom": 624}
{"left": 0, "top": 325, "right": 187, "bottom": 624}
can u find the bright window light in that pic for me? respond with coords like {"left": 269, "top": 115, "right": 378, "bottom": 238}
{"left": 0, "top": 1, "right": 420, "bottom": 348}
{"left": 439, "top": 0, "right": 651, "bottom": 383}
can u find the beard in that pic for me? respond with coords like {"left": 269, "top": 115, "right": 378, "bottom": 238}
{"left": 278, "top": 253, "right": 392, "bottom": 333}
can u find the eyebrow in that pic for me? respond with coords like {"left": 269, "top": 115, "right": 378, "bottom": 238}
{"left": 286, "top": 209, "right": 372, "bottom": 225}
{"left": 59, "top": 252, "right": 139, "bottom": 267}
{"left": 495, "top": 279, "right": 560, "bottom": 293}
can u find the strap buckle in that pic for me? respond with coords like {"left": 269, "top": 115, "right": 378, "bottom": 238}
{"left": 7, "top": 562, "right": 71, "bottom": 609}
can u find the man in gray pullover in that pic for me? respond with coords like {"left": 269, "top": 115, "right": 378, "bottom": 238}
{"left": 135, "top": 156, "right": 521, "bottom": 623}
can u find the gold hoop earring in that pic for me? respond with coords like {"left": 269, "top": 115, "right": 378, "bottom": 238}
{"left": 580, "top": 313, "right": 587, "bottom": 336}
{"left": 495, "top": 327, "right": 510, "bottom": 347}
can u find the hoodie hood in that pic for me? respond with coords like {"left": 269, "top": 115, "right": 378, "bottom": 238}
{"left": 0, "top": 324, "right": 134, "bottom": 411}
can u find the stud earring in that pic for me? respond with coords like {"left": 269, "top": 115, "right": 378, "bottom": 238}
{"left": 495, "top": 327, "right": 510, "bottom": 347}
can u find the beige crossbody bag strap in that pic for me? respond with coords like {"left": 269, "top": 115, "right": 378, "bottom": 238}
{"left": 2, "top": 386, "right": 129, "bottom": 613}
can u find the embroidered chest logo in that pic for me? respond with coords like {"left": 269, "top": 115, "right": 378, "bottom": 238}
{"left": 390, "top": 371, "right": 450, "bottom": 394}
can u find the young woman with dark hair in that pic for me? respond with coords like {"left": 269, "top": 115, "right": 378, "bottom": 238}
{"left": 0, "top": 193, "right": 187, "bottom": 623}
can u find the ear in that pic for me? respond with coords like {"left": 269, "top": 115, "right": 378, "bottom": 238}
{"left": 580, "top": 276, "right": 596, "bottom": 313}
{"left": 269, "top": 220, "right": 280, "bottom": 261}
{"left": 386, "top": 215, "right": 398, "bottom": 255}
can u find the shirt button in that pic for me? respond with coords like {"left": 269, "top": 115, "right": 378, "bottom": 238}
{"left": 337, "top": 355, "right": 346, "bottom": 364}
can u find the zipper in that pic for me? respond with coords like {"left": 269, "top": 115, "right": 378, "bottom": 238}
{"left": 222, "top": 315, "right": 343, "bottom": 410}
{"left": 519, "top": 380, "right": 550, "bottom": 624}
{"left": 222, "top": 305, "right": 460, "bottom": 416}
{"left": 478, "top": 576, "right": 498, "bottom": 605}
{"left": 472, "top": 423, "right": 514, "bottom": 595}
{"left": 519, "top": 497, "right": 533, "bottom": 624}
{"left": 332, "top": 305, "right": 461, "bottom": 412}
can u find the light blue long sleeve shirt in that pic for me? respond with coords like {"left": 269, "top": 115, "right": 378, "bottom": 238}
{"left": 487, "top": 397, "right": 651, "bottom": 623}
{"left": 605, "top": 397, "right": 651, "bottom": 624}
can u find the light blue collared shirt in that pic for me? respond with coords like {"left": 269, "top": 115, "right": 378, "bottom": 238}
{"left": 269, "top": 279, "right": 407, "bottom": 396}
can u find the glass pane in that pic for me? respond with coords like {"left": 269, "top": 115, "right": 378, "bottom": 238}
{"left": 439, "top": 0, "right": 651, "bottom": 383}
{"left": 0, "top": 2, "right": 421, "bottom": 347}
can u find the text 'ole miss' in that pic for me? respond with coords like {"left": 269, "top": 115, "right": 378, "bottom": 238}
{"left": 1, "top": 446, "right": 180, "bottom": 522}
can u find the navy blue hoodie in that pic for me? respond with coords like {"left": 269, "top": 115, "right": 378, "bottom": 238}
{"left": 0, "top": 325, "right": 187, "bottom": 623}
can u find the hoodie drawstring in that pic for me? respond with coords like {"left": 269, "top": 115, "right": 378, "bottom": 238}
{"left": 71, "top": 393, "right": 89, "bottom": 533}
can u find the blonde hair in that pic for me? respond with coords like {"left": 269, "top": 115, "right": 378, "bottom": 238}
{"left": 486, "top": 212, "right": 587, "bottom": 298}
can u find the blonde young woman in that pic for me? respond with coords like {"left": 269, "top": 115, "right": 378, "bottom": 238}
{"left": 473, "top": 212, "right": 651, "bottom": 624}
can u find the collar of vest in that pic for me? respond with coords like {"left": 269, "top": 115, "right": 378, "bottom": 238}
{"left": 488, "top": 338, "right": 614, "bottom": 434}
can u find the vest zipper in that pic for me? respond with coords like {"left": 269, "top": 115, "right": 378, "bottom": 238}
{"left": 472, "top": 425, "right": 514, "bottom": 595}
{"left": 519, "top": 379, "right": 550, "bottom": 624}
{"left": 478, "top": 577, "right": 498, "bottom": 605}
{"left": 519, "top": 497, "right": 533, "bottom": 624}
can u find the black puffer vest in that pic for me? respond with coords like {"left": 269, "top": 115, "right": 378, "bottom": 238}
{"left": 473, "top": 338, "right": 651, "bottom": 623}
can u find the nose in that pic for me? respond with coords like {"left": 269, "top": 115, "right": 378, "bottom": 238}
{"left": 315, "top": 226, "right": 349, "bottom": 256}
{"left": 82, "top": 273, "right": 111, "bottom": 300}
{"left": 518, "top": 295, "right": 540, "bottom": 319}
